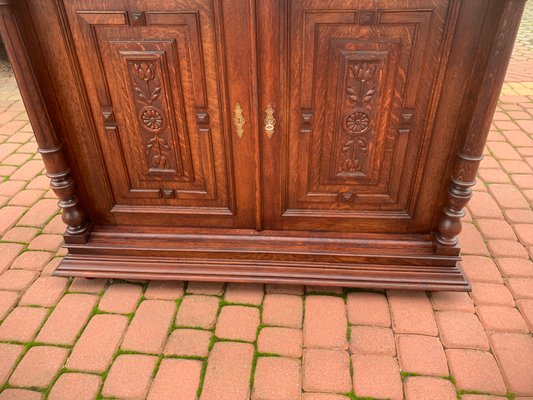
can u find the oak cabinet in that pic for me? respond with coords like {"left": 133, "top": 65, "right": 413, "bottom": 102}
{"left": 0, "top": 0, "right": 525, "bottom": 290}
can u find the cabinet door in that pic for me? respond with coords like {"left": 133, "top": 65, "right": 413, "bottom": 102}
{"left": 259, "top": 0, "right": 456, "bottom": 233}
{"left": 61, "top": 0, "right": 257, "bottom": 228}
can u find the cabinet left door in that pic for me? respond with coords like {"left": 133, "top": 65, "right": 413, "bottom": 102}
{"left": 60, "top": 0, "right": 257, "bottom": 229}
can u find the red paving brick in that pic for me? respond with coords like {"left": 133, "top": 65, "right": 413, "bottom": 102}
{"left": 403, "top": 377, "right": 457, "bottom": 400}
{"left": 121, "top": 299, "right": 175, "bottom": 353}
{"left": 446, "top": 349, "right": 507, "bottom": 395}
{"left": 0, "top": 306, "right": 48, "bottom": 342}
{"left": 461, "top": 256, "right": 504, "bottom": 283}
{"left": 352, "top": 354, "right": 403, "bottom": 400}
{"left": 436, "top": 311, "right": 489, "bottom": 350}
{"left": 487, "top": 240, "right": 530, "bottom": 258}
{"left": 19, "top": 276, "right": 67, "bottom": 307}
{"left": 0, "top": 389, "right": 42, "bottom": 400}
{"left": 164, "top": 328, "right": 212, "bottom": 357}
{"left": 0, "top": 290, "right": 18, "bottom": 320}
{"left": 67, "top": 313, "right": 129, "bottom": 372}
{"left": 507, "top": 277, "right": 533, "bottom": 299}
{"left": 224, "top": 282, "right": 264, "bottom": 305}
{"left": 517, "top": 299, "right": 533, "bottom": 332}
{"left": 257, "top": 327, "right": 302, "bottom": 358}
{"left": 470, "top": 282, "right": 515, "bottom": 306}
{"left": 490, "top": 333, "right": 533, "bottom": 395}
{"left": 186, "top": 281, "right": 225, "bottom": 295}
{"left": 0, "top": 343, "right": 23, "bottom": 385}
{"left": 48, "top": 373, "right": 101, "bottom": 400}
{"left": 252, "top": 357, "right": 301, "bottom": 400}
{"left": 0, "top": 206, "right": 26, "bottom": 235}
{"left": 215, "top": 305, "right": 260, "bottom": 342}
{"left": 101, "top": 354, "right": 157, "bottom": 399}
{"left": 68, "top": 277, "right": 108, "bottom": 293}
{"left": 148, "top": 358, "right": 202, "bottom": 400}
{"left": 144, "top": 280, "right": 184, "bottom": 300}
{"left": 388, "top": 290, "right": 438, "bottom": 336}
{"left": 9, "top": 346, "right": 68, "bottom": 388}
{"left": 10, "top": 251, "right": 53, "bottom": 271}
{"left": 349, "top": 325, "right": 395, "bottom": 356}
{"left": 346, "top": 291, "right": 391, "bottom": 327}
{"left": 262, "top": 294, "right": 303, "bottom": 328}
{"left": 430, "top": 291, "right": 475, "bottom": 312}
{"left": 397, "top": 335, "right": 448, "bottom": 376}
{"left": 17, "top": 199, "right": 59, "bottom": 227}
{"left": 98, "top": 282, "right": 142, "bottom": 314}
{"left": 200, "top": 341, "right": 254, "bottom": 400}
{"left": 477, "top": 305, "right": 529, "bottom": 332}
{"left": 304, "top": 296, "right": 347, "bottom": 349}
{"left": 175, "top": 295, "right": 220, "bottom": 329}
{"left": 496, "top": 257, "right": 533, "bottom": 277}
{"left": 303, "top": 349, "right": 352, "bottom": 393}
{"left": 0, "top": 243, "right": 24, "bottom": 273}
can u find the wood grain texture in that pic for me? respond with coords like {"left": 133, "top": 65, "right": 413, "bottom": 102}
{"left": 1, "top": 0, "right": 525, "bottom": 290}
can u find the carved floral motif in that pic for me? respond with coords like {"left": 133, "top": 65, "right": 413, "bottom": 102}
{"left": 130, "top": 62, "right": 171, "bottom": 171}
{"left": 337, "top": 63, "right": 377, "bottom": 175}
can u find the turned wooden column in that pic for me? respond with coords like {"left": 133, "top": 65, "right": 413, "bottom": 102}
{"left": 434, "top": 0, "right": 527, "bottom": 255}
{"left": 0, "top": 0, "right": 90, "bottom": 242}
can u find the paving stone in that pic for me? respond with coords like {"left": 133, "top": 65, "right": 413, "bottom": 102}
{"left": 430, "top": 291, "right": 475, "bottom": 312}
{"left": 147, "top": 358, "right": 202, "bottom": 400}
{"left": 490, "top": 333, "right": 533, "bottom": 395}
{"left": 514, "top": 224, "right": 533, "bottom": 245}
{"left": 19, "top": 276, "right": 68, "bottom": 307}
{"left": 304, "top": 296, "right": 347, "bottom": 349}
{"left": 0, "top": 242, "right": 24, "bottom": 273}
{"left": 471, "top": 282, "right": 515, "bottom": 306}
{"left": 388, "top": 290, "right": 438, "bottom": 336}
{"left": 0, "top": 343, "right": 23, "bottom": 385}
{"left": 303, "top": 349, "right": 351, "bottom": 393}
{"left": 487, "top": 141, "right": 522, "bottom": 159}
{"left": 0, "top": 269, "right": 37, "bottom": 291}
{"left": 101, "top": 354, "right": 157, "bottom": 399}
{"left": 468, "top": 192, "right": 503, "bottom": 219}
{"left": 9, "top": 346, "right": 68, "bottom": 388}
{"left": 36, "top": 293, "right": 97, "bottom": 345}
{"left": 0, "top": 306, "right": 48, "bottom": 341}
{"left": 0, "top": 180, "right": 25, "bottom": 197}
{"left": 436, "top": 311, "right": 489, "bottom": 350}
{"left": 489, "top": 184, "right": 530, "bottom": 209}
{"left": 446, "top": 349, "right": 506, "bottom": 395}
{"left": 266, "top": 284, "right": 304, "bottom": 295}
{"left": 403, "top": 377, "right": 457, "bottom": 400}
{"left": 0, "top": 290, "right": 19, "bottom": 320}
{"left": 121, "top": 300, "right": 175, "bottom": 353}
{"left": 42, "top": 215, "right": 66, "bottom": 234}
{"left": 301, "top": 395, "right": 350, "bottom": 400}
{"left": 461, "top": 256, "right": 503, "bottom": 283}
{"left": 41, "top": 258, "right": 61, "bottom": 276}
{"left": 349, "top": 325, "right": 395, "bottom": 356}
{"left": 497, "top": 258, "right": 533, "bottom": 277}
{"left": 346, "top": 292, "right": 391, "bottom": 327}
{"left": 477, "top": 305, "right": 529, "bottom": 332}
{"left": 215, "top": 305, "right": 260, "bottom": 342}
{"left": 68, "top": 277, "right": 108, "bottom": 293}
{"left": 98, "top": 283, "right": 142, "bottom": 314}
{"left": 352, "top": 354, "right": 403, "bottom": 400}
{"left": 505, "top": 209, "right": 533, "bottom": 224}
{"left": 67, "top": 313, "right": 129, "bottom": 372}
{"left": 200, "top": 341, "right": 254, "bottom": 400}
{"left": 27, "top": 234, "right": 63, "bottom": 252}
{"left": 461, "top": 396, "right": 506, "bottom": 400}
{"left": 224, "top": 282, "right": 264, "bottom": 305}
{"left": 10, "top": 251, "right": 53, "bottom": 271}
{"left": 397, "top": 335, "right": 448, "bottom": 376}
{"left": 186, "top": 281, "right": 225, "bottom": 295}
{"left": 48, "top": 373, "right": 101, "bottom": 400}
{"left": 257, "top": 327, "right": 302, "bottom": 358}
{"left": 511, "top": 174, "right": 533, "bottom": 189}
{"left": 517, "top": 299, "right": 533, "bottom": 332}
{"left": 306, "top": 285, "right": 344, "bottom": 295}
{"left": 459, "top": 223, "right": 490, "bottom": 255}
{"left": 8, "top": 189, "right": 43, "bottom": 207}
{"left": 262, "top": 294, "right": 303, "bottom": 328}
{"left": 478, "top": 169, "right": 512, "bottom": 184}
{"left": 0, "top": 389, "right": 42, "bottom": 400}
{"left": 507, "top": 278, "right": 533, "bottom": 299}
{"left": 2, "top": 226, "right": 39, "bottom": 243}
{"left": 144, "top": 280, "right": 184, "bottom": 300}
{"left": 0, "top": 206, "right": 25, "bottom": 236}
{"left": 488, "top": 240, "right": 530, "bottom": 258}
{"left": 17, "top": 199, "right": 58, "bottom": 227}
{"left": 164, "top": 328, "right": 212, "bottom": 357}
{"left": 253, "top": 357, "right": 301, "bottom": 400}
{"left": 175, "top": 295, "right": 219, "bottom": 329}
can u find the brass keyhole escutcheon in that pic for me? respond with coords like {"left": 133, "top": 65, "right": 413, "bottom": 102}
{"left": 264, "top": 103, "right": 276, "bottom": 140}
{"left": 233, "top": 102, "right": 245, "bottom": 138}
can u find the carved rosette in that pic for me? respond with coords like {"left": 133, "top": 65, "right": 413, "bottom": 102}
{"left": 337, "top": 63, "right": 377, "bottom": 175}
{"left": 129, "top": 62, "right": 172, "bottom": 171}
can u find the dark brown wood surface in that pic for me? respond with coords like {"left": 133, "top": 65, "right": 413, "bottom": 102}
{"left": 0, "top": 0, "right": 526, "bottom": 290}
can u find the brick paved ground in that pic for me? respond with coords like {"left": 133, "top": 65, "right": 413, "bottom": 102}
{"left": 1, "top": 4, "right": 533, "bottom": 400}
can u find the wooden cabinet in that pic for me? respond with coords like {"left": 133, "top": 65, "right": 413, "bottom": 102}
{"left": 0, "top": 0, "right": 525, "bottom": 290}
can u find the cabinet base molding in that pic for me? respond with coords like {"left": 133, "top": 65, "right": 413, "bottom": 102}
{"left": 55, "top": 228, "right": 469, "bottom": 291}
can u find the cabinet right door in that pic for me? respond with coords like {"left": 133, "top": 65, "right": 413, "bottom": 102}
{"left": 260, "top": 0, "right": 456, "bottom": 233}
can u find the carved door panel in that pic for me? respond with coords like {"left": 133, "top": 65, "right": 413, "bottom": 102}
{"left": 260, "top": 0, "right": 456, "bottom": 232}
{"left": 61, "top": 0, "right": 256, "bottom": 228}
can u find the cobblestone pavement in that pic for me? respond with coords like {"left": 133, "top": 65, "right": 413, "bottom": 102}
{"left": 1, "top": 4, "right": 533, "bottom": 400}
